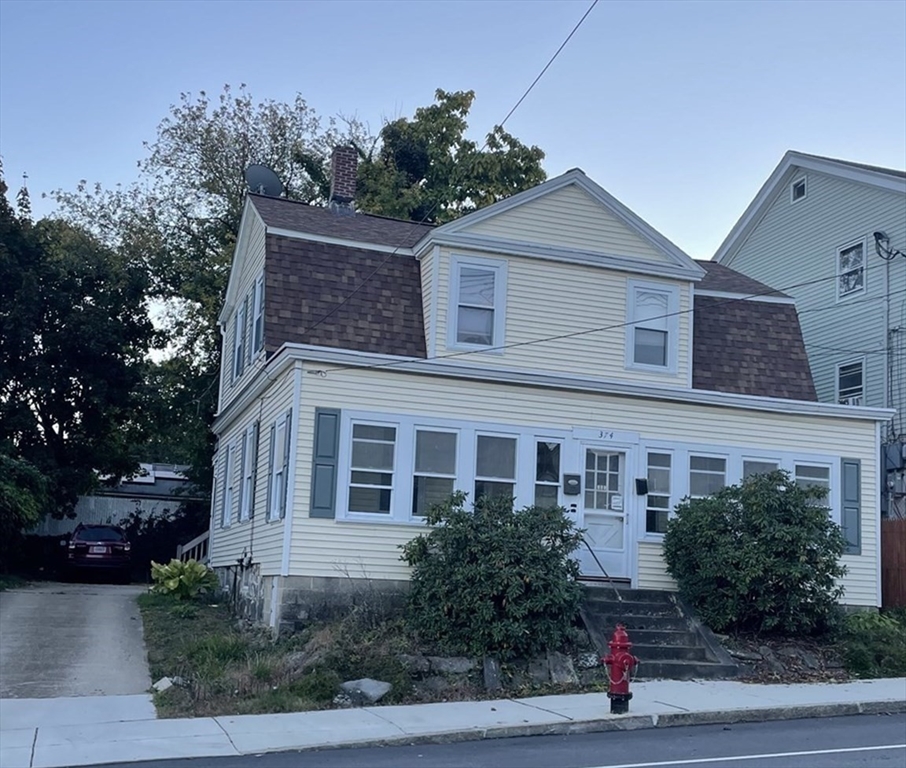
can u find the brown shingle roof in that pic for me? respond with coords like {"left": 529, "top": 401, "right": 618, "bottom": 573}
{"left": 250, "top": 195, "right": 433, "bottom": 249}
{"left": 697, "top": 261, "right": 789, "bottom": 298}
{"left": 692, "top": 295, "right": 816, "bottom": 401}
{"left": 264, "top": 234, "right": 426, "bottom": 358}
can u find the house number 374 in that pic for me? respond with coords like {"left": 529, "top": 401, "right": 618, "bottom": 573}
{"left": 598, "top": 430, "right": 615, "bottom": 439}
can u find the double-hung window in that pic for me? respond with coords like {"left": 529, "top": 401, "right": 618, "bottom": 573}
{"left": 450, "top": 256, "right": 506, "bottom": 349}
{"left": 252, "top": 275, "right": 264, "bottom": 354}
{"left": 646, "top": 452, "right": 671, "bottom": 534}
{"left": 239, "top": 423, "right": 258, "bottom": 521}
{"left": 221, "top": 445, "right": 233, "bottom": 528}
{"left": 689, "top": 455, "right": 726, "bottom": 498}
{"left": 837, "top": 241, "right": 865, "bottom": 299}
{"left": 268, "top": 412, "right": 291, "bottom": 521}
{"left": 412, "top": 429, "right": 457, "bottom": 517}
{"left": 233, "top": 302, "right": 247, "bottom": 380}
{"left": 474, "top": 434, "right": 517, "bottom": 501}
{"left": 795, "top": 463, "right": 831, "bottom": 507}
{"left": 837, "top": 360, "right": 864, "bottom": 405}
{"left": 627, "top": 281, "right": 678, "bottom": 372}
{"left": 348, "top": 424, "right": 396, "bottom": 515}
{"left": 743, "top": 459, "right": 779, "bottom": 479}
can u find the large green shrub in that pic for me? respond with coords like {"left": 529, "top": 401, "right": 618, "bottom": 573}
{"left": 400, "top": 492, "right": 583, "bottom": 659}
{"left": 662, "top": 470, "right": 846, "bottom": 634}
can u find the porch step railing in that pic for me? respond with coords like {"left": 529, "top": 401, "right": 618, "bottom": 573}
{"left": 176, "top": 530, "right": 210, "bottom": 564}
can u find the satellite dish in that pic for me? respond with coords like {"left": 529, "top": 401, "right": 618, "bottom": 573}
{"left": 245, "top": 164, "right": 284, "bottom": 197}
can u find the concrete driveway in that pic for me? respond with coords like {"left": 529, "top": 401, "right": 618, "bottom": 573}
{"left": 0, "top": 582, "right": 151, "bottom": 698}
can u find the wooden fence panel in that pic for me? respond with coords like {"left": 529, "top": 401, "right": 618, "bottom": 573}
{"left": 881, "top": 518, "right": 906, "bottom": 608}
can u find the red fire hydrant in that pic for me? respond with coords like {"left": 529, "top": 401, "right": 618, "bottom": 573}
{"left": 602, "top": 624, "right": 639, "bottom": 714}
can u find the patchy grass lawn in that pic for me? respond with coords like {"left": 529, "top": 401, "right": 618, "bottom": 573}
{"left": 138, "top": 593, "right": 607, "bottom": 718}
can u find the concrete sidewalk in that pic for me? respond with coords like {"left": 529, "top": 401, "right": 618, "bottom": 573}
{"left": 1, "top": 678, "right": 904, "bottom": 768}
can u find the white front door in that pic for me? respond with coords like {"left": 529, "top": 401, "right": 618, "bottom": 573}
{"left": 578, "top": 447, "right": 630, "bottom": 579}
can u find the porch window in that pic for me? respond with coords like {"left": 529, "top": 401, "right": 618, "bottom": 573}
{"left": 475, "top": 434, "right": 516, "bottom": 501}
{"left": 268, "top": 412, "right": 291, "bottom": 521}
{"left": 837, "top": 241, "right": 865, "bottom": 299}
{"left": 412, "top": 429, "right": 457, "bottom": 517}
{"left": 689, "top": 455, "right": 726, "bottom": 498}
{"left": 221, "top": 445, "right": 233, "bottom": 528}
{"left": 239, "top": 423, "right": 258, "bottom": 521}
{"left": 348, "top": 424, "right": 396, "bottom": 514}
{"left": 646, "top": 452, "right": 671, "bottom": 534}
{"left": 795, "top": 463, "right": 830, "bottom": 507}
{"left": 743, "top": 459, "right": 779, "bottom": 479}
{"left": 534, "top": 441, "right": 561, "bottom": 508}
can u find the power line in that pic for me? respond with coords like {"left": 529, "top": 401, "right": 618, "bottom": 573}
{"left": 314, "top": 264, "right": 901, "bottom": 376}
{"left": 297, "top": 0, "right": 600, "bottom": 339}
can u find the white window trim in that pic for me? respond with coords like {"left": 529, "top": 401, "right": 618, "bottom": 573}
{"left": 625, "top": 279, "right": 680, "bottom": 375}
{"left": 835, "top": 238, "right": 866, "bottom": 302}
{"left": 836, "top": 357, "right": 865, "bottom": 406}
{"left": 447, "top": 254, "right": 508, "bottom": 353}
{"left": 790, "top": 177, "right": 807, "bottom": 203}
{"left": 638, "top": 441, "right": 842, "bottom": 541}
{"left": 347, "top": 419, "right": 399, "bottom": 516}
{"left": 336, "top": 411, "right": 569, "bottom": 524}
{"left": 268, "top": 412, "right": 290, "bottom": 522}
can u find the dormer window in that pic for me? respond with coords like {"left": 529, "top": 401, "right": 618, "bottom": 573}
{"left": 791, "top": 177, "right": 807, "bottom": 202}
{"left": 449, "top": 255, "right": 507, "bottom": 350}
{"left": 626, "top": 280, "right": 679, "bottom": 373}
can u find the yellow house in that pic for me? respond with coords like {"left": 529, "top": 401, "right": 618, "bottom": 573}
{"left": 211, "top": 149, "right": 891, "bottom": 631}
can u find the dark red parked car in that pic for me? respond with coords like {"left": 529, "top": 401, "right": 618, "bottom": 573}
{"left": 64, "top": 524, "right": 132, "bottom": 583}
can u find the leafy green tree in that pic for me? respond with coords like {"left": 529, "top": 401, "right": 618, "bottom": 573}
{"left": 0, "top": 451, "right": 49, "bottom": 571}
{"left": 400, "top": 493, "right": 583, "bottom": 659}
{"left": 355, "top": 89, "right": 547, "bottom": 224}
{"left": 0, "top": 169, "right": 154, "bottom": 515}
{"left": 662, "top": 470, "right": 846, "bottom": 635}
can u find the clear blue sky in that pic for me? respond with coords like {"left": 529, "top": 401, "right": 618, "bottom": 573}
{"left": 1, "top": 0, "right": 904, "bottom": 259}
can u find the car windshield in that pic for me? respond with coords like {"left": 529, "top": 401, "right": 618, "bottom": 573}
{"left": 75, "top": 526, "right": 126, "bottom": 542}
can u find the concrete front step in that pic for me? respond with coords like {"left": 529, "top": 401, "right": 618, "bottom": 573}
{"left": 582, "top": 610, "right": 690, "bottom": 631}
{"left": 582, "top": 587, "right": 675, "bottom": 604}
{"left": 584, "top": 600, "right": 682, "bottom": 617}
{"left": 625, "top": 628, "right": 703, "bottom": 646}
{"left": 632, "top": 643, "right": 710, "bottom": 662}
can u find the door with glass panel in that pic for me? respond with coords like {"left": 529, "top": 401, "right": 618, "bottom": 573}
{"left": 579, "top": 447, "right": 629, "bottom": 579}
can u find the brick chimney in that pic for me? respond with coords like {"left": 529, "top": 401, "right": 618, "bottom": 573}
{"left": 329, "top": 145, "right": 357, "bottom": 210}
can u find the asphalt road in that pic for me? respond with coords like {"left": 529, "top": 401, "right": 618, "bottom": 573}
{"left": 0, "top": 581, "right": 151, "bottom": 698}
{"left": 91, "top": 714, "right": 906, "bottom": 768}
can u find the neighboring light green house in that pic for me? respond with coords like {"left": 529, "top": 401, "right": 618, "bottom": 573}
{"left": 713, "top": 151, "right": 906, "bottom": 518}
{"left": 210, "top": 148, "right": 892, "bottom": 631}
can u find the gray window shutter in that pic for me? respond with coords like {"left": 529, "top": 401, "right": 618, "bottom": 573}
{"left": 311, "top": 408, "right": 341, "bottom": 519}
{"left": 841, "top": 458, "right": 861, "bottom": 555}
{"left": 280, "top": 410, "right": 292, "bottom": 519}
{"left": 266, "top": 424, "right": 275, "bottom": 521}
{"left": 249, "top": 422, "right": 259, "bottom": 518}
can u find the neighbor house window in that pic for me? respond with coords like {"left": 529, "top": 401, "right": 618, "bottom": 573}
{"left": 475, "top": 434, "right": 516, "bottom": 501}
{"left": 412, "top": 429, "right": 457, "bottom": 517}
{"left": 348, "top": 424, "right": 396, "bottom": 514}
{"left": 221, "top": 445, "right": 233, "bottom": 528}
{"left": 627, "top": 281, "right": 679, "bottom": 371}
{"left": 646, "top": 452, "right": 671, "bottom": 534}
{"left": 450, "top": 256, "right": 507, "bottom": 349}
{"left": 252, "top": 275, "right": 264, "bottom": 354}
{"left": 534, "top": 441, "right": 561, "bottom": 508}
{"left": 837, "top": 241, "right": 865, "bottom": 299}
{"left": 689, "top": 455, "right": 726, "bottom": 498}
{"left": 791, "top": 178, "right": 806, "bottom": 202}
{"left": 838, "top": 361, "right": 864, "bottom": 405}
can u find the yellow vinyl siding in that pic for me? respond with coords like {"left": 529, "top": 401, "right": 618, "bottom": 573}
{"left": 286, "top": 366, "right": 879, "bottom": 605}
{"left": 467, "top": 185, "right": 671, "bottom": 262}
{"left": 209, "top": 366, "right": 295, "bottom": 573}
{"left": 219, "top": 211, "right": 268, "bottom": 411}
{"left": 435, "top": 246, "right": 691, "bottom": 386}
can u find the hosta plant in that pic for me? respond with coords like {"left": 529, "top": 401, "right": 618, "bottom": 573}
{"left": 150, "top": 558, "right": 219, "bottom": 600}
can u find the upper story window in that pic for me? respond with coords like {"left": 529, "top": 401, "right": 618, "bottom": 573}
{"left": 837, "top": 241, "right": 865, "bottom": 300}
{"left": 252, "top": 275, "right": 264, "bottom": 354}
{"left": 449, "top": 255, "right": 507, "bottom": 350}
{"left": 791, "top": 177, "right": 807, "bottom": 203}
{"left": 626, "top": 280, "right": 679, "bottom": 373}
{"left": 837, "top": 360, "right": 864, "bottom": 406}
{"left": 232, "top": 301, "right": 247, "bottom": 381}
